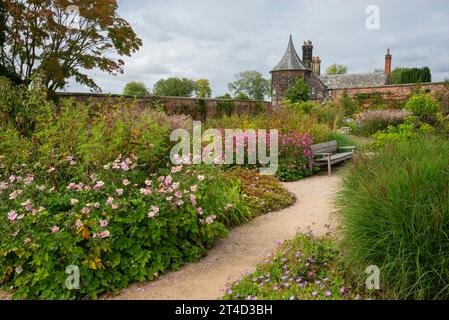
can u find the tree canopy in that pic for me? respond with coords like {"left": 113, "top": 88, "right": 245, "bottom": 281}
{"left": 389, "top": 67, "right": 431, "bottom": 84}
{"left": 153, "top": 77, "right": 197, "bottom": 97}
{"left": 325, "top": 64, "right": 348, "bottom": 75}
{"left": 227, "top": 70, "right": 270, "bottom": 101}
{"left": 194, "top": 79, "right": 212, "bottom": 98}
{"left": 0, "top": 0, "right": 142, "bottom": 96}
{"left": 123, "top": 81, "right": 149, "bottom": 96}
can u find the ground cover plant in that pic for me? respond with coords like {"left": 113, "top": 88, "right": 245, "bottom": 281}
{"left": 222, "top": 232, "right": 373, "bottom": 300}
{"left": 337, "top": 137, "right": 449, "bottom": 299}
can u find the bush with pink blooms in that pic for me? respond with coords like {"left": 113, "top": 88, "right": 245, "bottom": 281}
{"left": 0, "top": 154, "right": 233, "bottom": 299}
{"left": 277, "top": 130, "right": 315, "bottom": 182}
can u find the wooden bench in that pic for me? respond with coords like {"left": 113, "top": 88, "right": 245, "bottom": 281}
{"left": 309, "top": 140, "right": 356, "bottom": 176}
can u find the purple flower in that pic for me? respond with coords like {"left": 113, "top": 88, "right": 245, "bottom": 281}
{"left": 325, "top": 291, "right": 331, "bottom": 296}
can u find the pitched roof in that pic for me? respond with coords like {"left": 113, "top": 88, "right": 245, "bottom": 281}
{"left": 318, "top": 73, "right": 388, "bottom": 89}
{"left": 271, "top": 35, "right": 308, "bottom": 72}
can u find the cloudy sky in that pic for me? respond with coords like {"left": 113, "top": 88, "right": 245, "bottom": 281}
{"left": 67, "top": 0, "right": 449, "bottom": 96}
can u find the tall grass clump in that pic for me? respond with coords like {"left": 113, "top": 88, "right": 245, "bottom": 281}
{"left": 337, "top": 137, "right": 449, "bottom": 299}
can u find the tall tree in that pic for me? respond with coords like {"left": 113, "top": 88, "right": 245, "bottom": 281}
{"left": 227, "top": 70, "right": 270, "bottom": 101}
{"left": 0, "top": 0, "right": 20, "bottom": 83}
{"left": 0, "top": 0, "right": 142, "bottom": 97}
{"left": 153, "top": 77, "right": 196, "bottom": 97}
{"left": 123, "top": 81, "right": 149, "bottom": 96}
{"left": 325, "top": 64, "right": 348, "bottom": 75}
{"left": 194, "top": 79, "right": 212, "bottom": 98}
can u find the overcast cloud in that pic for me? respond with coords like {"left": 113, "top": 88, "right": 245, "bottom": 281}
{"left": 66, "top": 0, "right": 449, "bottom": 96}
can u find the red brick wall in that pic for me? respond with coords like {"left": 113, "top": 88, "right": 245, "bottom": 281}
{"left": 56, "top": 93, "right": 272, "bottom": 120}
{"left": 330, "top": 82, "right": 449, "bottom": 108}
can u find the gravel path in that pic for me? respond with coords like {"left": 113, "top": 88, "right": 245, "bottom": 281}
{"left": 108, "top": 170, "right": 342, "bottom": 300}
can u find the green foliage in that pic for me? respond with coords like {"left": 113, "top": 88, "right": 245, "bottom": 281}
{"left": 405, "top": 92, "right": 440, "bottom": 118}
{"left": 390, "top": 67, "right": 432, "bottom": 84}
{"left": 371, "top": 120, "right": 435, "bottom": 148}
{"left": 337, "top": 137, "right": 449, "bottom": 299}
{"left": 355, "top": 109, "right": 411, "bottom": 136}
{"left": 325, "top": 64, "right": 348, "bottom": 75}
{"left": 0, "top": 74, "right": 53, "bottom": 137}
{"left": 222, "top": 233, "right": 371, "bottom": 300}
{"left": 225, "top": 168, "right": 295, "bottom": 216}
{"left": 227, "top": 71, "right": 270, "bottom": 101}
{"left": 194, "top": 79, "right": 212, "bottom": 98}
{"left": 285, "top": 78, "right": 309, "bottom": 103}
{"left": 122, "top": 81, "right": 149, "bottom": 97}
{"left": 216, "top": 99, "right": 236, "bottom": 117}
{"left": 338, "top": 92, "right": 360, "bottom": 117}
{"left": 0, "top": 159, "right": 228, "bottom": 299}
{"left": 1, "top": 0, "right": 142, "bottom": 95}
{"left": 153, "top": 77, "right": 197, "bottom": 97}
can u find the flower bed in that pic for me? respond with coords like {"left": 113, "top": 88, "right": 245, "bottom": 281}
{"left": 222, "top": 233, "right": 372, "bottom": 300}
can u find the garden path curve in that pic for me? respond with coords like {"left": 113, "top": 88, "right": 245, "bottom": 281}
{"left": 108, "top": 171, "right": 342, "bottom": 300}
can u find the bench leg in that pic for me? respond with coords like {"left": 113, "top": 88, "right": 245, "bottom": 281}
{"left": 327, "top": 156, "right": 331, "bottom": 176}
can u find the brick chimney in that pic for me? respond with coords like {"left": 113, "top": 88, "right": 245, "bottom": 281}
{"left": 312, "top": 56, "right": 321, "bottom": 76}
{"left": 302, "top": 40, "right": 313, "bottom": 69}
{"left": 385, "top": 48, "right": 392, "bottom": 76}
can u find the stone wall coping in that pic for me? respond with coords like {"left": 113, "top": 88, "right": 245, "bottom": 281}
{"left": 55, "top": 92, "right": 270, "bottom": 104}
{"left": 332, "top": 81, "right": 447, "bottom": 91}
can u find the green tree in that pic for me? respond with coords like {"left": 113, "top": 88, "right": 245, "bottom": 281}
{"left": 123, "top": 81, "right": 149, "bottom": 96}
{"left": 195, "top": 79, "right": 212, "bottom": 98}
{"left": 0, "top": 0, "right": 142, "bottom": 97}
{"left": 227, "top": 70, "right": 270, "bottom": 101}
{"left": 325, "top": 64, "right": 348, "bottom": 75}
{"left": 0, "top": 0, "right": 20, "bottom": 83}
{"left": 215, "top": 93, "right": 232, "bottom": 99}
{"left": 389, "top": 67, "right": 431, "bottom": 84}
{"left": 285, "top": 78, "right": 309, "bottom": 103}
{"left": 153, "top": 77, "right": 196, "bottom": 97}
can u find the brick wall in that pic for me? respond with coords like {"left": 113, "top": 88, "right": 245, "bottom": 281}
{"left": 56, "top": 93, "right": 272, "bottom": 120}
{"left": 330, "top": 82, "right": 449, "bottom": 109}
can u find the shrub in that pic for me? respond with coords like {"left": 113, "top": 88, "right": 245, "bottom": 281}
{"left": 285, "top": 78, "right": 309, "bottom": 103}
{"left": 405, "top": 93, "right": 440, "bottom": 118}
{"left": 277, "top": 130, "right": 314, "bottom": 182}
{"left": 0, "top": 156, "right": 230, "bottom": 299}
{"left": 225, "top": 168, "right": 295, "bottom": 216}
{"left": 222, "top": 232, "right": 371, "bottom": 300}
{"left": 337, "top": 137, "right": 449, "bottom": 299}
{"left": 355, "top": 109, "right": 411, "bottom": 136}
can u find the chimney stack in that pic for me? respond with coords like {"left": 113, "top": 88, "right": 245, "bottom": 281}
{"left": 385, "top": 48, "right": 392, "bottom": 76}
{"left": 312, "top": 56, "right": 321, "bottom": 76}
{"left": 302, "top": 40, "right": 313, "bottom": 69}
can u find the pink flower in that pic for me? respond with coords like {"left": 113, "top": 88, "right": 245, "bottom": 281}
{"left": 12, "top": 229, "right": 20, "bottom": 237}
{"left": 148, "top": 212, "right": 156, "bottom": 219}
{"left": 197, "top": 207, "right": 203, "bottom": 215}
{"left": 190, "top": 185, "right": 198, "bottom": 192}
{"left": 51, "top": 226, "right": 60, "bottom": 233}
{"left": 164, "top": 175, "right": 172, "bottom": 186}
{"left": 151, "top": 205, "right": 159, "bottom": 214}
{"left": 111, "top": 204, "right": 119, "bottom": 210}
{"left": 24, "top": 238, "right": 31, "bottom": 244}
{"left": 116, "top": 188, "right": 124, "bottom": 196}
{"left": 122, "top": 179, "right": 131, "bottom": 186}
{"left": 70, "top": 198, "right": 79, "bottom": 205}
{"left": 47, "top": 167, "right": 55, "bottom": 173}
{"left": 15, "top": 266, "right": 23, "bottom": 274}
{"left": 166, "top": 196, "right": 173, "bottom": 201}
{"left": 190, "top": 194, "right": 197, "bottom": 206}
{"left": 75, "top": 219, "right": 83, "bottom": 228}
{"left": 93, "top": 181, "right": 105, "bottom": 190}
{"left": 175, "top": 191, "right": 182, "bottom": 198}
{"left": 9, "top": 189, "right": 22, "bottom": 200}
{"left": 145, "top": 180, "right": 152, "bottom": 186}
{"left": 106, "top": 197, "right": 114, "bottom": 205}
{"left": 99, "top": 220, "right": 108, "bottom": 227}
{"left": 198, "top": 175, "right": 205, "bottom": 181}
{"left": 8, "top": 210, "right": 17, "bottom": 221}
{"left": 98, "top": 230, "right": 110, "bottom": 239}
{"left": 176, "top": 199, "right": 184, "bottom": 206}
{"left": 81, "top": 207, "right": 90, "bottom": 215}
{"left": 157, "top": 176, "right": 164, "bottom": 183}
{"left": 140, "top": 188, "right": 152, "bottom": 195}
{"left": 205, "top": 215, "right": 216, "bottom": 224}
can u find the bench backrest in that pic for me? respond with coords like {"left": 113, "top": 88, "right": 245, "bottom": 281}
{"left": 310, "top": 140, "right": 338, "bottom": 155}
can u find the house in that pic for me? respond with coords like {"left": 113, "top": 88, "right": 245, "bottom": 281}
{"left": 270, "top": 35, "right": 391, "bottom": 107}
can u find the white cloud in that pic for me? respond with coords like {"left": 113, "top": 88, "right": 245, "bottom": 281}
{"left": 68, "top": 0, "right": 449, "bottom": 95}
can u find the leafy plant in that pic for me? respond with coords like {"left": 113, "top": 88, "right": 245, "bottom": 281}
{"left": 285, "top": 78, "right": 309, "bottom": 103}
{"left": 337, "top": 137, "right": 449, "bottom": 299}
{"left": 222, "top": 232, "right": 371, "bottom": 300}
